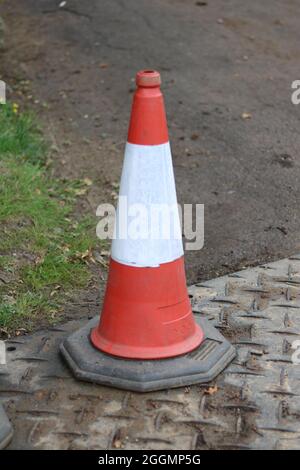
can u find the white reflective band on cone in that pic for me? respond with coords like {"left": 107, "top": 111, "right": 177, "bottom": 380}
{"left": 112, "top": 142, "right": 184, "bottom": 267}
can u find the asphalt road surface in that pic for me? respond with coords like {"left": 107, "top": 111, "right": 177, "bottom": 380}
{"left": 2, "top": 0, "right": 300, "bottom": 283}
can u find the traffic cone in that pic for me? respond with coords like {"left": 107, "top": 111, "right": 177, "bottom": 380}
{"left": 91, "top": 70, "right": 203, "bottom": 359}
{"left": 61, "top": 70, "right": 235, "bottom": 391}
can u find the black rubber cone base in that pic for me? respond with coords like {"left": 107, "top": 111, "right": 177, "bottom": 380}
{"left": 60, "top": 316, "right": 235, "bottom": 392}
{"left": 0, "top": 404, "right": 13, "bottom": 449}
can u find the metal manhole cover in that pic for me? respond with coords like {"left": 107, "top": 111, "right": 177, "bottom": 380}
{"left": 1, "top": 256, "right": 300, "bottom": 449}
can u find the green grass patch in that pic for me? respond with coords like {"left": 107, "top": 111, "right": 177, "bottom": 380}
{"left": 0, "top": 102, "right": 46, "bottom": 164}
{"left": 0, "top": 103, "right": 101, "bottom": 336}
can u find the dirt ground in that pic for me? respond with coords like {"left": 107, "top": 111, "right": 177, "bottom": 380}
{"left": 2, "top": 0, "right": 300, "bottom": 285}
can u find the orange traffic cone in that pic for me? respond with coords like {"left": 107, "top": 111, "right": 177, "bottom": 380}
{"left": 61, "top": 70, "right": 235, "bottom": 392}
{"left": 91, "top": 70, "right": 203, "bottom": 359}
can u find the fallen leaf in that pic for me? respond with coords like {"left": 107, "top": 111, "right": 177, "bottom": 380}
{"left": 76, "top": 248, "right": 96, "bottom": 264}
{"left": 205, "top": 385, "right": 218, "bottom": 395}
{"left": 94, "top": 251, "right": 108, "bottom": 267}
{"left": 100, "top": 250, "right": 110, "bottom": 257}
{"left": 35, "top": 256, "right": 45, "bottom": 265}
{"left": 16, "top": 328, "right": 27, "bottom": 336}
{"left": 74, "top": 188, "right": 88, "bottom": 196}
{"left": 110, "top": 190, "right": 118, "bottom": 200}
{"left": 241, "top": 112, "right": 252, "bottom": 119}
{"left": 113, "top": 440, "right": 122, "bottom": 449}
{"left": 83, "top": 177, "right": 93, "bottom": 186}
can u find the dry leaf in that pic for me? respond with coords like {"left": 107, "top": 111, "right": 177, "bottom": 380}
{"left": 74, "top": 188, "right": 87, "bottom": 196}
{"left": 100, "top": 250, "right": 110, "bottom": 257}
{"left": 113, "top": 440, "right": 122, "bottom": 449}
{"left": 241, "top": 112, "right": 252, "bottom": 119}
{"left": 35, "top": 256, "right": 45, "bottom": 265}
{"left": 205, "top": 385, "right": 218, "bottom": 395}
{"left": 110, "top": 190, "right": 118, "bottom": 200}
{"left": 83, "top": 177, "right": 93, "bottom": 186}
{"left": 77, "top": 248, "right": 96, "bottom": 264}
{"left": 94, "top": 251, "right": 108, "bottom": 267}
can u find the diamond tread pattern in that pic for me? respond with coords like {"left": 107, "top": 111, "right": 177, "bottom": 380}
{"left": 2, "top": 256, "right": 300, "bottom": 449}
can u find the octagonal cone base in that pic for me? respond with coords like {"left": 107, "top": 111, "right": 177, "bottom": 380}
{"left": 60, "top": 316, "right": 235, "bottom": 392}
{"left": 0, "top": 404, "right": 13, "bottom": 450}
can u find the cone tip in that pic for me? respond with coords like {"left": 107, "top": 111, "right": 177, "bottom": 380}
{"left": 136, "top": 70, "right": 161, "bottom": 88}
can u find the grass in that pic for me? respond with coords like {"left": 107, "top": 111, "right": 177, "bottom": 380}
{"left": 0, "top": 102, "right": 46, "bottom": 164}
{"left": 0, "top": 103, "right": 100, "bottom": 336}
